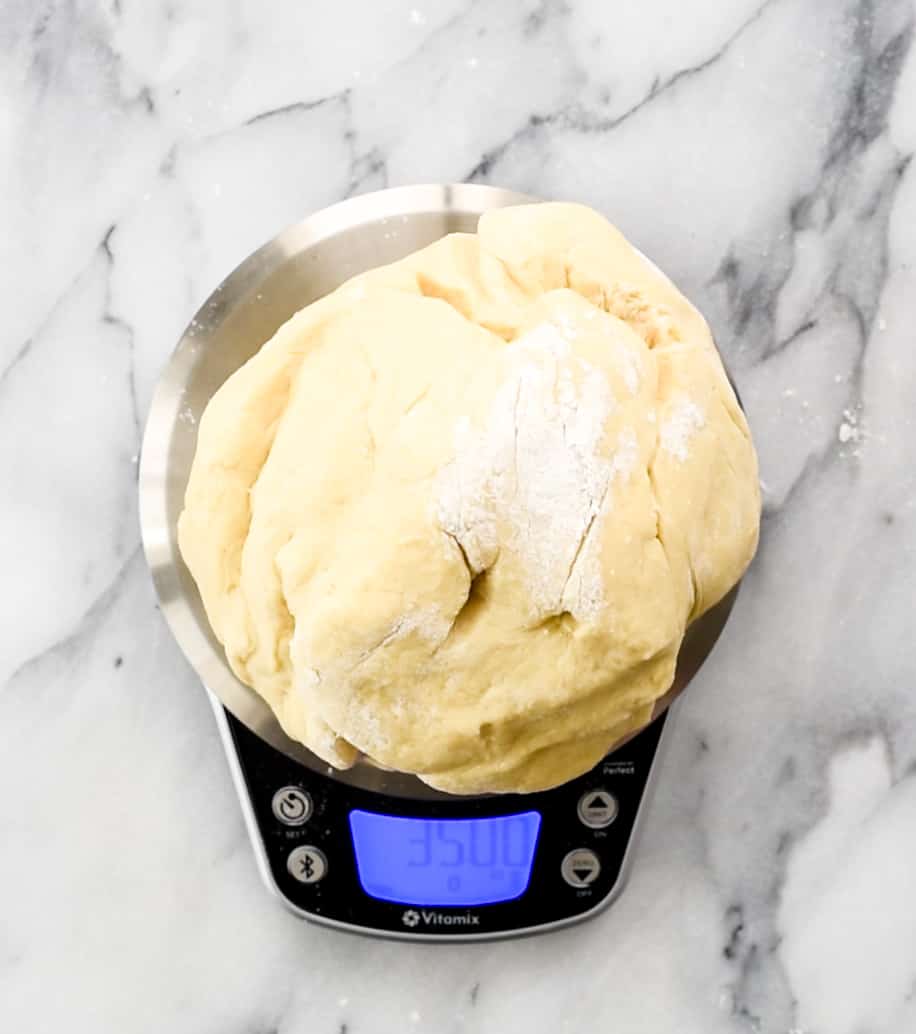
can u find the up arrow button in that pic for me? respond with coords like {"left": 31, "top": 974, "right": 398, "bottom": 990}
{"left": 577, "top": 789, "right": 619, "bottom": 829}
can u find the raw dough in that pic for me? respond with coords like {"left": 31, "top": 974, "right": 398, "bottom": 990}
{"left": 178, "top": 203, "right": 760, "bottom": 794}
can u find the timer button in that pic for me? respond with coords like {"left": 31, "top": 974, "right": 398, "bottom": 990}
{"left": 577, "top": 789, "right": 618, "bottom": 829}
{"left": 287, "top": 845, "right": 327, "bottom": 884}
{"left": 561, "top": 848, "right": 601, "bottom": 888}
{"left": 272, "top": 786, "right": 312, "bottom": 826}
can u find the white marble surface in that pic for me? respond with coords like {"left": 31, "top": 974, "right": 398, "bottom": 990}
{"left": 2, "top": 1, "right": 916, "bottom": 1031}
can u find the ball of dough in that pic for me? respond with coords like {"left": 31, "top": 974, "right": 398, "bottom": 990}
{"left": 178, "top": 203, "right": 760, "bottom": 794}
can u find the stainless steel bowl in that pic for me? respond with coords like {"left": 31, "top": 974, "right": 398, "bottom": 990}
{"left": 139, "top": 183, "right": 736, "bottom": 799}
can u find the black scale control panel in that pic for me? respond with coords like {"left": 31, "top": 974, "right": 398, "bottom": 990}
{"left": 223, "top": 709, "right": 667, "bottom": 939}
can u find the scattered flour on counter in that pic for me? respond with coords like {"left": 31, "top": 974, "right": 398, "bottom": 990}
{"left": 660, "top": 397, "right": 705, "bottom": 461}
{"left": 838, "top": 407, "right": 865, "bottom": 452}
{"left": 437, "top": 323, "right": 635, "bottom": 621}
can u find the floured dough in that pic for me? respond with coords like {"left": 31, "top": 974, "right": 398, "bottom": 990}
{"left": 178, "top": 203, "right": 760, "bottom": 794}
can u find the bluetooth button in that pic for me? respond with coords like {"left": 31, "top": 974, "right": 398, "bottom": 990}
{"left": 287, "top": 845, "right": 327, "bottom": 884}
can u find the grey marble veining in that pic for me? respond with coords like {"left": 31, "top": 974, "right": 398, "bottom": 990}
{"left": 2, "top": 1, "right": 916, "bottom": 1032}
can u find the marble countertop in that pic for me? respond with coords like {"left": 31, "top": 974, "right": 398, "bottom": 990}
{"left": 3, "top": 1, "right": 916, "bottom": 1031}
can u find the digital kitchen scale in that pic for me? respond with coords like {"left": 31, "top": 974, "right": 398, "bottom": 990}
{"left": 140, "top": 184, "right": 738, "bottom": 941}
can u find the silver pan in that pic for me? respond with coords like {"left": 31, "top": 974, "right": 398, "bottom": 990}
{"left": 139, "top": 183, "right": 737, "bottom": 800}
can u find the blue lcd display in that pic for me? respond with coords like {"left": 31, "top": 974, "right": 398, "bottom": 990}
{"left": 348, "top": 810, "right": 542, "bottom": 907}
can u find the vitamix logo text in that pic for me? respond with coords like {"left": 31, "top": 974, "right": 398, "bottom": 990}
{"left": 401, "top": 909, "right": 481, "bottom": 928}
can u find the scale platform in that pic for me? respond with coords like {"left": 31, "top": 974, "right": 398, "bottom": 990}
{"left": 211, "top": 695, "right": 670, "bottom": 941}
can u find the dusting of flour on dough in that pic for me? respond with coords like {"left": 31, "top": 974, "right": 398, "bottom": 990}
{"left": 660, "top": 397, "right": 705, "bottom": 461}
{"left": 619, "top": 348, "right": 642, "bottom": 396}
{"left": 377, "top": 607, "right": 451, "bottom": 648}
{"left": 437, "top": 322, "right": 636, "bottom": 622}
{"left": 561, "top": 426, "right": 638, "bottom": 618}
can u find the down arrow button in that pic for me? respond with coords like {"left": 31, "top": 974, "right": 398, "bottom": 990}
{"left": 561, "top": 848, "right": 601, "bottom": 888}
